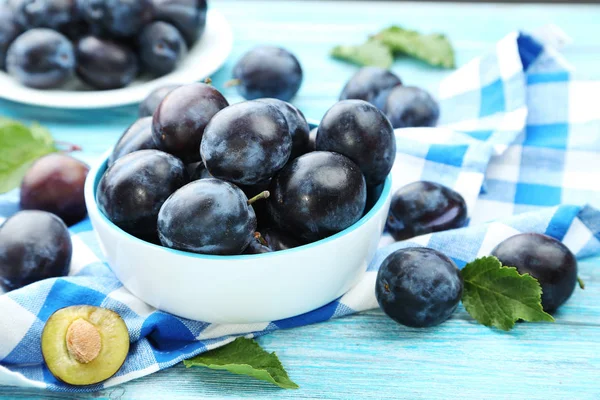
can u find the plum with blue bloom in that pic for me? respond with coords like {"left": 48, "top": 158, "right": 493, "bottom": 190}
{"left": 153, "top": 82, "right": 229, "bottom": 163}
{"left": 6, "top": 28, "right": 74, "bottom": 88}
{"left": 97, "top": 149, "right": 188, "bottom": 241}
{"left": 201, "top": 100, "right": 292, "bottom": 186}
{"left": 231, "top": 46, "right": 303, "bottom": 102}
{"left": 339, "top": 66, "right": 402, "bottom": 110}
{"left": 75, "top": 36, "right": 138, "bottom": 90}
{"left": 138, "top": 84, "right": 179, "bottom": 117}
{"left": 158, "top": 179, "right": 259, "bottom": 255}
{"left": 0, "top": 210, "right": 72, "bottom": 292}
{"left": 109, "top": 117, "right": 157, "bottom": 166}
{"left": 138, "top": 21, "right": 187, "bottom": 76}
{"left": 267, "top": 151, "right": 367, "bottom": 243}
{"left": 386, "top": 181, "right": 468, "bottom": 241}
{"left": 383, "top": 85, "right": 440, "bottom": 129}
{"left": 316, "top": 99, "right": 396, "bottom": 186}
{"left": 376, "top": 247, "right": 463, "bottom": 328}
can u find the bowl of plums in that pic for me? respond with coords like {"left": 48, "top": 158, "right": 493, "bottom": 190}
{"left": 0, "top": 0, "right": 232, "bottom": 108}
{"left": 85, "top": 71, "right": 398, "bottom": 323}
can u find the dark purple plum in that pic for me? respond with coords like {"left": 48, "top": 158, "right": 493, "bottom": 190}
{"left": 76, "top": 36, "right": 138, "bottom": 90}
{"left": 307, "top": 127, "right": 317, "bottom": 152}
{"left": 20, "top": 154, "right": 89, "bottom": 226}
{"left": 267, "top": 151, "right": 366, "bottom": 242}
{"left": 316, "top": 100, "right": 396, "bottom": 186}
{"left": 6, "top": 28, "right": 74, "bottom": 88}
{"left": 77, "top": 0, "right": 151, "bottom": 37}
{"left": 387, "top": 181, "right": 467, "bottom": 241}
{"left": 138, "top": 21, "right": 187, "bottom": 76}
{"left": 261, "top": 227, "right": 301, "bottom": 251}
{"left": 376, "top": 247, "right": 463, "bottom": 328}
{"left": 383, "top": 86, "right": 439, "bottom": 129}
{"left": 150, "top": 0, "right": 207, "bottom": 46}
{"left": 11, "top": 0, "right": 77, "bottom": 30}
{"left": 0, "top": 5, "right": 22, "bottom": 70}
{"left": 201, "top": 101, "right": 292, "bottom": 186}
{"left": 97, "top": 150, "right": 187, "bottom": 240}
{"left": 0, "top": 210, "right": 72, "bottom": 292}
{"left": 256, "top": 98, "right": 310, "bottom": 159}
{"left": 339, "top": 67, "right": 402, "bottom": 110}
{"left": 158, "top": 179, "right": 257, "bottom": 255}
{"left": 491, "top": 233, "right": 578, "bottom": 312}
{"left": 139, "top": 84, "right": 179, "bottom": 117}
{"left": 108, "top": 117, "right": 157, "bottom": 167}
{"left": 232, "top": 46, "right": 302, "bottom": 102}
{"left": 153, "top": 82, "right": 229, "bottom": 163}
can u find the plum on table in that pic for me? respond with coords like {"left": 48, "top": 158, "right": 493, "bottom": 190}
{"left": 386, "top": 181, "right": 467, "bottom": 241}
{"left": 0, "top": 210, "right": 72, "bottom": 292}
{"left": 20, "top": 154, "right": 89, "bottom": 226}
{"left": 152, "top": 82, "right": 229, "bottom": 163}
{"left": 383, "top": 86, "right": 439, "bottom": 129}
{"left": 75, "top": 36, "right": 138, "bottom": 90}
{"left": 376, "top": 247, "right": 463, "bottom": 328}
{"left": 138, "top": 21, "right": 187, "bottom": 76}
{"left": 97, "top": 149, "right": 187, "bottom": 240}
{"left": 6, "top": 28, "right": 74, "bottom": 88}
{"left": 316, "top": 99, "right": 396, "bottom": 186}
{"left": 339, "top": 66, "right": 402, "bottom": 110}
{"left": 158, "top": 178, "right": 259, "bottom": 255}
{"left": 491, "top": 233, "right": 578, "bottom": 312}
{"left": 201, "top": 100, "right": 292, "bottom": 186}
{"left": 231, "top": 46, "right": 303, "bottom": 102}
{"left": 267, "top": 151, "right": 367, "bottom": 243}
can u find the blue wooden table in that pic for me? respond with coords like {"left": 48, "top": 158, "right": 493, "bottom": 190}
{"left": 2, "top": 1, "right": 600, "bottom": 398}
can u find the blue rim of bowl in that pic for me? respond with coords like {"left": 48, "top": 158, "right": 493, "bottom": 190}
{"left": 85, "top": 120, "right": 392, "bottom": 260}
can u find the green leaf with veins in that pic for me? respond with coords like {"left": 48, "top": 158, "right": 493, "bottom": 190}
{"left": 184, "top": 337, "right": 299, "bottom": 389}
{"left": 373, "top": 25, "right": 455, "bottom": 68}
{"left": 331, "top": 40, "right": 394, "bottom": 69}
{"left": 461, "top": 256, "right": 555, "bottom": 331}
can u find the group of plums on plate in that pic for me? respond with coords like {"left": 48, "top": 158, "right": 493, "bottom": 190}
{"left": 0, "top": 0, "right": 207, "bottom": 89}
{"left": 0, "top": 45, "right": 578, "bottom": 363}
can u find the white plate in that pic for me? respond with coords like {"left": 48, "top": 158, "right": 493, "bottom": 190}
{"left": 0, "top": 10, "right": 233, "bottom": 109}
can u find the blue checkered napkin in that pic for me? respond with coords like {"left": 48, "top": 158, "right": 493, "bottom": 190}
{"left": 1, "top": 30, "right": 600, "bottom": 391}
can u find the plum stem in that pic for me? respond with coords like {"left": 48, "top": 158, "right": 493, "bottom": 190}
{"left": 204, "top": 77, "right": 212, "bottom": 85}
{"left": 578, "top": 277, "right": 585, "bottom": 290}
{"left": 224, "top": 78, "right": 241, "bottom": 88}
{"left": 55, "top": 141, "right": 82, "bottom": 153}
{"left": 254, "top": 232, "right": 268, "bottom": 247}
{"left": 247, "top": 190, "right": 270, "bottom": 205}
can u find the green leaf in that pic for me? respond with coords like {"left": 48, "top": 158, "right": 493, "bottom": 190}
{"left": 374, "top": 26, "right": 455, "bottom": 68}
{"left": 331, "top": 40, "right": 394, "bottom": 69}
{"left": 461, "top": 256, "right": 555, "bottom": 331}
{"left": 0, "top": 119, "right": 57, "bottom": 194}
{"left": 183, "top": 337, "right": 299, "bottom": 389}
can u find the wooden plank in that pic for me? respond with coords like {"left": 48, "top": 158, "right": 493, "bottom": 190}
{"left": 1, "top": 1, "right": 599, "bottom": 398}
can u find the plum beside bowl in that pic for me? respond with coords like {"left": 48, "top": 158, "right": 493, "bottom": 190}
{"left": 85, "top": 144, "right": 392, "bottom": 324}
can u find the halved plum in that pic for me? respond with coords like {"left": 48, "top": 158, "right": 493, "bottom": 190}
{"left": 41, "top": 305, "right": 129, "bottom": 386}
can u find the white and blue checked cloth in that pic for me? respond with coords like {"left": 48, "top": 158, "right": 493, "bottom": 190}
{"left": 1, "top": 29, "right": 600, "bottom": 391}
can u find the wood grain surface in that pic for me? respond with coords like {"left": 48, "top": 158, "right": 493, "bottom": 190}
{"left": 1, "top": 1, "right": 599, "bottom": 398}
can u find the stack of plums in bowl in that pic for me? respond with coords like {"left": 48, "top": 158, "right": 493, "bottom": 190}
{"left": 0, "top": 0, "right": 207, "bottom": 89}
{"left": 85, "top": 78, "right": 399, "bottom": 322}
{"left": 99, "top": 82, "right": 397, "bottom": 255}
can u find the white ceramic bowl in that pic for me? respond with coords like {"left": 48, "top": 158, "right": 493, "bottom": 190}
{"left": 0, "top": 10, "right": 232, "bottom": 109}
{"left": 85, "top": 143, "right": 392, "bottom": 324}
